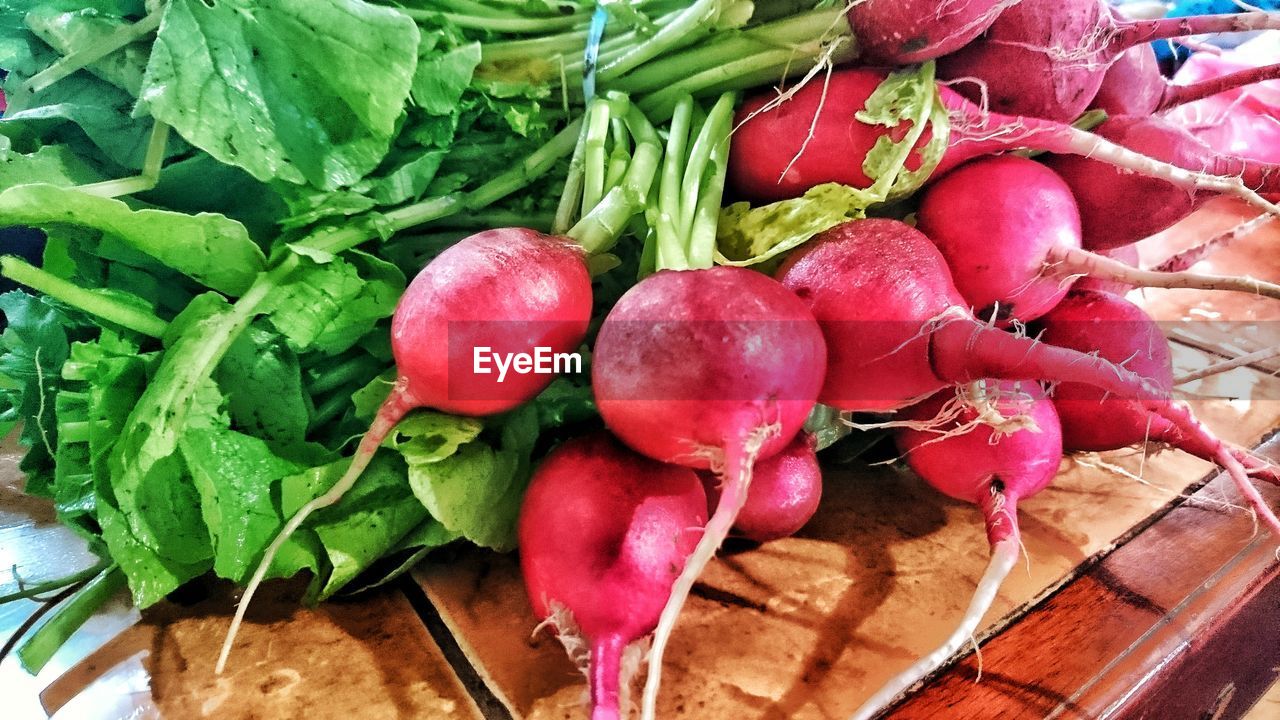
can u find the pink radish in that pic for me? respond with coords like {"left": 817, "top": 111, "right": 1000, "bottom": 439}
{"left": 1166, "top": 34, "right": 1280, "bottom": 164}
{"left": 1075, "top": 244, "right": 1140, "bottom": 296}
{"left": 592, "top": 266, "right": 827, "bottom": 719}
{"left": 519, "top": 433, "right": 707, "bottom": 720}
{"left": 218, "top": 228, "right": 593, "bottom": 672}
{"left": 846, "top": 0, "right": 1015, "bottom": 64}
{"left": 915, "top": 155, "right": 1280, "bottom": 324}
{"left": 1034, "top": 291, "right": 1280, "bottom": 511}
{"left": 775, "top": 218, "right": 1170, "bottom": 414}
{"left": 851, "top": 381, "right": 1062, "bottom": 720}
{"left": 727, "top": 68, "right": 1280, "bottom": 223}
{"left": 1094, "top": 45, "right": 1280, "bottom": 117}
{"left": 219, "top": 94, "right": 666, "bottom": 670}
{"left": 935, "top": 0, "right": 1280, "bottom": 122}
{"left": 1044, "top": 115, "right": 1280, "bottom": 251}
{"left": 700, "top": 433, "right": 822, "bottom": 543}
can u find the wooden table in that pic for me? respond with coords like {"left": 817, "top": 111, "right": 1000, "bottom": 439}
{"left": 3, "top": 199, "right": 1278, "bottom": 719}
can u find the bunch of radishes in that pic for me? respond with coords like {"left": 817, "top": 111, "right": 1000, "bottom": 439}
{"left": 221, "top": 2, "right": 1280, "bottom": 718}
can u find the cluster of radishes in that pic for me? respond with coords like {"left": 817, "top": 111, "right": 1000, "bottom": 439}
{"left": 230, "top": 1, "right": 1280, "bottom": 718}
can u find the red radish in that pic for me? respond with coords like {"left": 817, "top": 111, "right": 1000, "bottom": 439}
{"left": 775, "top": 218, "right": 1169, "bottom": 414}
{"left": 935, "top": 0, "right": 1280, "bottom": 122}
{"left": 592, "top": 266, "right": 827, "bottom": 718}
{"left": 1034, "top": 291, "right": 1280, "bottom": 512}
{"left": 1075, "top": 244, "right": 1139, "bottom": 296}
{"left": 916, "top": 155, "right": 1280, "bottom": 323}
{"left": 700, "top": 433, "right": 822, "bottom": 543}
{"left": 852, "top": 381, "right": 1062, "bottom": 720}
{"left": 1166, "top": 34, "right": 1280, "bottom": 164}
{"left": 727, "top": 68, "right": 1280, "bottom": 222}
{"left": 519, "top": 433, "right": 707, "bottom": 720}
{"left": 1094, "top": 45, "right": 1280, "bottom": 117}
{"left": 1044, "top": 115, "right": 1280, "bottom": 251}
{"left": 846, "top": 0, "right": 1015, "bottom": 64}
{"left": 219, "top": 228, "right": 593, "bottom": 672}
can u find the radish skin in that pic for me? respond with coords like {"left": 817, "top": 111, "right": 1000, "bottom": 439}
{"left": 1096, "top": 44, "right": 1280, "bottom": 116}
{"left": 591, "top": 266, "right": 826, "bottom": 720}
{"left": 936, "top": 0, "right": 1280, "bottom": 122}
{"left": 701, "top": 433, "right": 822, "bottom": 542}
{"left": 728, "top": 68, "right": 1280, "bottom": 222}
{"left": 1035, "top": 292, "right": 1280, "bottom": 511}
{"left": 518, "top": 433, "right": 707, "bottom": 720}
{"left": 775, "top": 218, "right": 1168, "bottom": 413}
{"left": 916, "top": 156, "right": 1280, "bottom": 324}
{"left": 854, "top": 382, "right": 1061, "bottom": 720}
{"left": 218, "top": 229, "right": 593, "bottom": 673}
{"left": 1045, "top": 115, "right": 1280, "bottom": 250}
{"left": 847, "top": 0, "right": 1015, "bottom": 64}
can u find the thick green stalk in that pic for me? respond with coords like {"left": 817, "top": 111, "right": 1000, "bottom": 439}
{"left": 76, "top": 122, "right": 170, "bottom": 198}
{"left": 581, "top": 100, "right": 613, "bottom": 217}
{"left": 462, "top": 118, "right": 584, "bottom": 211}
{"left": 660, "top": 97, "right": 693, "bottom": 241}
{"left": 308, "top": 354, "right": 384, "bottom": 396}
{"left": 0, "top": 562, "right": 110, "bottom": 605}
{"left": 595, "top": 0, "right": 724, "bottom": 81}
{"left": 17, "top": 566, "right": 124, "bottom": 674}
{"left": 678, "top": 93, "right": 735, "bottom": 237}
{"left": 0, "top": 257, "right": 168, "bottom": 338}
{"left": 687, "top": 108, "right": 733, "bottom": 269}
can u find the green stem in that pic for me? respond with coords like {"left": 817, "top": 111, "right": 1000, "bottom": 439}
{"left": 687, "top": 97, "right": 735, "bottom": 269}
{"left": 16, "top": 566, "right": 125, "bottom": 675}
{"left": 0, "top": 561, "right": 110, "bottom": 605}
{"left": 581, "top": 99, "right": 612, "bottom": 217}
{"left": 660, "top": 96, "right": 693, "bottom": 243}
{"left": 595, "top": 0, "right": 723, "bottom": 81}
{"left": 553, "top": 119, "right": 592, "bottom": 235}
{"left": 401, "top": 7, "right": 587, "bottom": 33}
{"left": 76, "top": 121, "right": 170, "bottom": 198}
{"left": 678, "top": 92, "right": 735, "bottom": 237}
{"left": 569, "top": 138, "right": 661, "bottom": 255}
{"left": 26, "top": 11, "right": 161, "bottom": 93}
{"left": 308, "top": 354, "right": 383, "bottom": 396}
{"left": 0, "top": 256, "right": 168, "bottom": 338}
{"left": 432, "top": 210, "right": 556, "bottom": 232}
{"left": 462, "top": 117, "right": 584, "bottom": 211}
{"left": 309, "top": 390, "right": 354, "bottom": 432}
{"left": 53, "top": 420, "right": 111, "bottom": 445}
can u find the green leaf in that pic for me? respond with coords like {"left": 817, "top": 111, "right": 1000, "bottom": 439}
{"left": 386, "top": 410, "right": 484, "bottom": 462}
{"left": 25, "top": 6, "right": 150, "bottom": 95}
{"left": 107, "top": 293, "right": 231, "bottom": 562}
{"left": 854, "top": 61, "right": 948, "bottom": 201}
{"left": 280, "top": 452, "right": 428, "bottom": 600}
{"left": 215, "top": 323, "right": 312, "bottom": 451}
{"left": 412, "top": 41, "right": 481, "bottom": 115}
{"left": 181, "top": 424, "right": 306, "bottom": 583}
{"left": 715, "top": 184, "right": 870, "bottom": 270}
{"left": 0, "top": 144, "right": 107, "bottom": 189}
{"left": 0, "top": 184, "right": 265, "bottom": 296}
{"left": 141, "top": 0, "right": 421, "bottom": 189}
{"left": 406, "top": 441, "right": 524, "bottom": 552}
{"left": 262, "top": 250, "right": 405, "bottom": 355}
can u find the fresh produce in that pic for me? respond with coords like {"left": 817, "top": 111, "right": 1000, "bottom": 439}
{"left": 701, "top": 432, "right": 823, "bottom": 543}
{"left": 1036, "top": 291, "right": 1280, "bottom": 489}
{"left": 774, "top": 218, "right": 1165, "bottom": 413}
{"left": 1094, "top": 45, "right": 1280, "bottom": 116}
{"left": 936, "top": 0, "right": 1280, "bottom": 121}
{"left": 1045, "top": 115, "right": 1280, "bottom": 250}
{"left": 1166, "top": 32, "right": 1280, "bottom": 163}
{"left": 853, "top": 381, "right": 1063, "bottom": 720}
{"left": 519, "top": 433, "right": 707, "bottom": 720}
{"left": 845, "top": 0, "right": 1015, "bottom": 64}
{"left": 917, "top": 155, "right": 1280, "bottom": 324}
{"left": 728, "top": 67, "right": 1279, "bottom": 222}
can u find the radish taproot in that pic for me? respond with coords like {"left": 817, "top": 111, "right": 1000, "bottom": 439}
{"left": 916, "top": 155, "right": 1280, "bottom": 324}
{"left": 1035, "top": 291, "right": 1280, "bottom": 510}
{"left": 1044, "top": 115, "right": 1280, "bottom": 251}
{"left": 592, "top": 92, "right": 828, "bottom": 720}
{"left": 727, "top": 67, "right": 1280, "bottom": 221}
{"left": 519, "top": 433, "right": 707, "bottom": 720}
{"left": 936, "top": 0, "right": 1280, "bottom": 122}
{"left": 217, "top": 95, "right": 665, "bottom": 672}
{"left": 701, "top": 433, "right": 822, "bottom": 543}
{"left": 852, "top": 381, "right": 1062, "bottom": 720}
{"left": 775, "top": 218, "right": 1168, "bottom": 414}
{"left": 1094, "top": 45, "right": 1280, "bottom": 117}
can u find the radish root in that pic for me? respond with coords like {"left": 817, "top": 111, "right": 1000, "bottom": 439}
{"left": 1047, "top": 244, "right": 1280, "bottom": 300}
{"left": 1153, "top": 213, "right": 1276, "bottom": 273}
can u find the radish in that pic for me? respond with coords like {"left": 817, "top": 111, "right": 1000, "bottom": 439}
{"left": 218, "top": 95, "right": 665, "bottom": 672}
{"left": 775, "top": 218, "right": 1170, "bottom": 414}
{"left": 915, "top": 155, "right": 1280, "bottom": 324}
{"left": 1166, "top": 33, "right": 1280, "bottom": 165}
{"left": 846, "top": 0, "right": 1016, "bottom": 64}
{"left": 1075, "top": 244, "right": 1139, "bottom": 296}
{"left": 852, "top": 381, "right": 1062, "bottom": 720}
{"left": 727, "top": 67, "right": 1280, "bottom": 222}
{"left": 592, "top": 92, "right": 828, "bottom": 720}
{"left": 519, "top": 433, "right": 707, "bottom": 720}
{"left": 1094, "top": 45, "right": 1280, "bottom": 117}
{"left": 700, "top": 433, "right": 822, "bottom": 543}
{"left": 1034, "top": 291, "right": 1280, "bottom": 514}
{"left": 935, "top": 0, "right": 1280, "bottom": 122}
{"left": 1044, "top": 115, "right": 1280, "bottom": 251}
